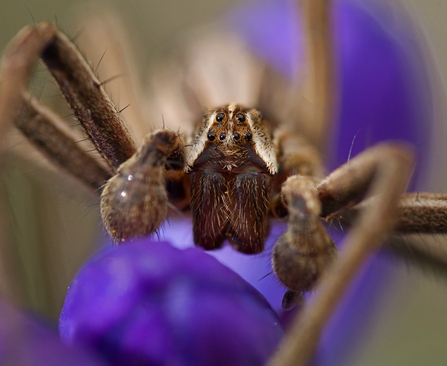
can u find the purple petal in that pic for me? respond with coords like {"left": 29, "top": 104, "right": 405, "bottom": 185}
{"left": 156, "top": 219, "right": 288, "bottom": 313}
{"left": 331, "top": 1, "right": 431, "bottom": 184}
{"left": 60, "top": 240, "right": 284, "bottom": 366}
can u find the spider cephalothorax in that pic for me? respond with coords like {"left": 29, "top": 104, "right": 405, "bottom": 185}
{"left": 188, "top": 104, "right": 277, "bottom": 253}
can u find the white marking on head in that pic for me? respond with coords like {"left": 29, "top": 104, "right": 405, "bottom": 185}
{"left": 185, "top": 105, "right": 278, "bottom": 175}
{"left": 185, "top": 111, "right": 216, "bottom": 171}
{"left": 246, "top": 110, "right": 278, "bottom": 174}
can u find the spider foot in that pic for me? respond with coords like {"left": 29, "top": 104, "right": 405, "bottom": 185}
{"left": 282, "top": 290, "right": 305, "bottom": 311}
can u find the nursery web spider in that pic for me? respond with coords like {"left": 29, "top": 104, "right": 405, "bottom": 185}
{"left": 1, "top": 0, "right": 447, "bottom": 365}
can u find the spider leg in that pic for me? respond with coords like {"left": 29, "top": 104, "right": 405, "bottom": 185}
{"left": 0, "top": 22, "right": 137, "bottom": 170}
{"left": 394, "top": 193, "right": 447, "bottom": 232}
{"left": 271, "top": 130, "right": 324, "bottom": 218}
{"left": 269, "top": 130, "right": 330, "bottom": 305}
{"left": 317, "top": 144, "right": 413, "bottom": 217}
{"left": 39, "top": 23, "right": 137, "bottom": 169}
{"left": 72, "top": 7, "right": 149, "bottom": 142}
{"left": 269, "top": 143, "right": 414, "bottom": 366}
{"left": 273, "top": 175, "right": 336, "bottom": 298}
{"left": 337, "top": 191, "right": 447, "bottom": 272}
{"left": 0, "top": 24, "right": 115, "bottom": 192}
{"left": 15, "top": 93, "right": 112, "bottom": 191}
{"left": 0, "top": 23, "right": 54, "bottom": 139}
{"left": 342, "top": 193, "right": 447, "bottom": 233}
{"left": 100, "top": 129, "right": 185, "bottom": 243}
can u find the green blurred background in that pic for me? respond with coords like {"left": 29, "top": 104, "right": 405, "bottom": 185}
{"left": 1, "top": 0, "right": 447, "bottom": 365}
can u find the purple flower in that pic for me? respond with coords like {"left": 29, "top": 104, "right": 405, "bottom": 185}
{"left": 60, "top": 240, "right": 284, "bottom": 366}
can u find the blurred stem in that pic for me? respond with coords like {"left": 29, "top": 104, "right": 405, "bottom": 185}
{"left": 296, "top": 0, "right": 335, "bottom": 152}
{"left": 0, "top": 176, "right": 26, "bottom": 306}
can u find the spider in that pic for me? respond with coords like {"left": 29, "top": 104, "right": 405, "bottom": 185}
{"left": 1, "top": 0, "right": 447, "bottom": 364}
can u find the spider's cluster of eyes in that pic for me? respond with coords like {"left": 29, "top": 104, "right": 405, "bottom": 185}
{"left": 206, "top": 112, "right": 253, "bottom": 142}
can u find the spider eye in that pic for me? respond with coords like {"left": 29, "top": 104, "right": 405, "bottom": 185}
{"left": 244, "top": 133, "right": 252, "bottom": 141}
{"left": 236, "top": 113, "right": 245, "bottom": 122}
{"left": 216, "top": 113, "right": 225, "bottom": 122}
{"left": 207, "top": 131, "right": 216, "bottom": 141}
{"left": 219, "top": 133, "right": 226, "bottom": 140}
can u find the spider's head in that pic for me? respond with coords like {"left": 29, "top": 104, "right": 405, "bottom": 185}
{"left": 205, "top": 105, "right": 254, "bottom": 147}
{"left": 186, "top": 104, "right": 278, "bottom": 174}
